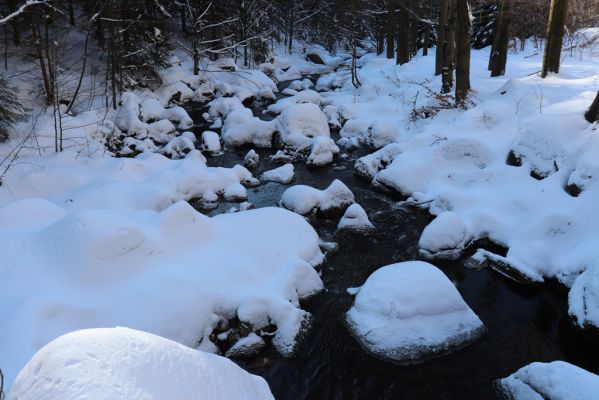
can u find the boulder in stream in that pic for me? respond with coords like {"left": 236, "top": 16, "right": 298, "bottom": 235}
{"left": 346, "top": 261, "right": 485, "bottom": 365}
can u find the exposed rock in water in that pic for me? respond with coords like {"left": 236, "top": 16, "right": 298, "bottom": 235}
{"left": 569, "top": 265, "right": 599, "bottom": 337}
{"left": 306, "top": 53, "right": 325, "bottom": 65}
{"left": 336, "top": 203, "right": 375, "bottom": 235}
{"left": 244, "top": 149, "right": 260, "bottom": 170}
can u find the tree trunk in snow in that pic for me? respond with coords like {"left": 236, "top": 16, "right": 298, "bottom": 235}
{"left": 455, "top": 0, "right": 471, "bottom": 105}
{"left": 68, "top": 0, "right": 75, "bottom": 26}
{"left": 386, "top": 0, "right": 395, "bottom": 59}
{"left": 441, "top": 0, "right": 456, "bottom": 93}
{"left": 541, "top": 0, "right": 568, "bottom": 78}
{"left": 585, "top": 91, "right": 599, "bottom": 123}
{"left": 396, "top": 1, "right": 409, "bottom": 65}
{"left": 489, "top": 0, "right": 514, "bottom": 77}
{"left": 435, "top": 0, "right": 449, "bottom": 76}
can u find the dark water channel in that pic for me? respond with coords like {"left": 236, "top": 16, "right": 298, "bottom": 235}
{"left": 185, "top": 84, "right": 599, "bottom": 399}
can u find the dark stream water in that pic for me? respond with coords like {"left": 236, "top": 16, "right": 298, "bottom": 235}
{"left": 185, "top": 83, "right": 599, "bottom": 399}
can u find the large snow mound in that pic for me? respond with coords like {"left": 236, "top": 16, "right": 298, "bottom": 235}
{"left": 346, "top": 261, "right": 485, "bottom": 365}
{"left": 8, "top": 327, "right": 274, "bottom": 400}
{"left": 495, "top": 361, "right": 599, "bottom": 400}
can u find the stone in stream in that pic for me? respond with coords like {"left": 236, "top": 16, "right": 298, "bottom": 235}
{"left": 201, "top": 130, "right": 221, "bottom": 155}
{"left": 280, "top": 179, "right": 354, "bottom": 216}
{"left": 306, "top": 53, "right": 326, "bottom": 65}
{"left": 494, "top": 361, "right": 599, "bottom": 400}
{"left": 569, "top": 264, "right": 599, "bottom": 337}
{"left": 346, "top": 261, "right": 485, "bottom": 365}
{"left": 336, "top": 203, "right": 375, "bottom": 235}
{"left": 261, "top": 163, "right": 295, "bottom": 184}
{"left": 225, "top": 332, "right": 266, "bottom": 359}
{"left": 418, "top": 211, "right": 472, "bottom": 261}
{"left": 244, "top": 149, "right": 260, "bottom": 170}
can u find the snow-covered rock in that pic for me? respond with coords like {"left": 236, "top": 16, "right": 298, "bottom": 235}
{"left": 495, "top": 361, "right": 599, "bottom": 400}
{"left": 336, "top": 203, "right": 375, "bottom": 234}
{"left": 280, "top": 179, "right": 354, "bottom": 216}
{"left": 418, "top": 212, "right": 472, "bottom": 260}
{"left": 201, "top": 131, "right": 222, "bottom": 154}
{"left": 307, "top": 137, "right": 340, "bottom": 167}
{"left": 261, "top": 164, "right": 295, "bottom": 184}
{"left": 346, "top": 261, "right": 485, "bottom": 365}
{"left": 354, "top": 143, "right": 403, "bottom": 180}
{"left": 225, "top": 332, "right": 266, "bottom": 359}
{"left": 276, "top": 103, "right": 331, "bottom": 149}
{"left": 162, "top": 136, "right": 196, "bottom": 159}
{"left": 221, "top": 107, "right": 276, "bottom": 148}
{"left": 8, "top": 327, "right": 274, "bottom": 400}
{"left": 244, "top": 149, "right": 260, "bottom": 170}
{"left": 569, "top": 265, "right": 599, "bottom": 334}
{"left": 267, "top": 90, "right": 323, "bottom": 114}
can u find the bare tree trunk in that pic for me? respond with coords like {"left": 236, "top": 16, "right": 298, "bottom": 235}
{"left": 181, "top": 5, "right": 187, "bottom": 33}
{"left": 541, "top": 0, "right": 568, "bottom": 78}
{"left": 489, "top": 0, "right": 514, "bottom": 77}
{"left": 108, "top": 5, "right": 117, "bottom": 110}
{"left": 435, "top": 0, "right": 449, "bottom": 75}
{"left": 396, "top": 1, "right": 409, "bottom": 64}
{"left": 441, "top": 0, "right": 456, "bottom": 93}
{"left": 585, "top": 91, "right": 599, "bottom": 123}
{"left": 423, "top": 22, "right": 430, "bottom": 56}
{"left": 68, "top": 0, "right": 75, "bottom": 26}
{"left": 386, "top": 0, "right": 395, "bottom": 59}
{"left": 455, "top": 0, "right": 471, "bottom": 105}
{"left": 30, "top": 19, "right": 52, "bottom": 105}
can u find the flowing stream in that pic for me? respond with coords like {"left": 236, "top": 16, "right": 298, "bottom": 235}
{"left": 185, "top": 79, "right": 599, "bottom": 400}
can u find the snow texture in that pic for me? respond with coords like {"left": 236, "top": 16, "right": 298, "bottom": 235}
{"left": 8, "top": 327, "right": 274, "bottom": 400}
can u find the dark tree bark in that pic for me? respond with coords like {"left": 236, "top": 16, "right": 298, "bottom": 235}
{"left": 423, "top": 22, "right": 430, "bottom": 56}
{"left": 30, "top": 16, "right": 52, "bottom": 105}
{"left": 489, "top": 0, "right": 514, "bottom": 77}
{"left": 386, "top": 0, "right": 395, "bottom": 59}
{"left": 455, "top": 0, "right": 471, "bottom": 105}
{"left": 541, "top": 0, "right": 568, "bottom": 78}
{"left": 435, "top": 0, "right": 449, "bottom": 75}
{"left": 396, "top": 1, "right": 409, "bottom": 65}
{"left": 68, "top": 0, "right": 75, "bottom": 26}
{"left": 441, "top": 0, "right": 456, "bottom": 93}
{"left": 585, "top": 91, "right": 599, "bottom": 123}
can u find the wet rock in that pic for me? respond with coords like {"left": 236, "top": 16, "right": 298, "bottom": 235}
{"left": 225, "top": 333, "right": 266, "bottom": 359}
{"left": 470, "top": 249, "right": 544, "bottom": 285}
{"left": 494, "top": 361, "right": 599, "bottom": 400}
{"left": 306, "top": 53, "right": 325, "bottom": 65}
{"left": 346, "top": 261, "right": 485, "bottom": 365}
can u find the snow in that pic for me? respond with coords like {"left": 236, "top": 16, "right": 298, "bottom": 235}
{"left": 307, "top": 137, "right": 340, "bottom": 167}
{"left": 280, "top": 179, "right": 354, "bottom": 216}
{"left": 261, "top": 163, "right": 295, "bottom": 184}
{"left": 346, "top": 261, "right": 485, "bottom": 365}
{"left": 495, "top": 361, "right": 599, "bottom": 400}
{"left": 244, "top": 149, "right": 260, "bottom": 170}
{"left": 336, "top": 203, "right": 375, "bottom": 234}
{"left": 201, "top": 131, "right": 222, "bottom": 154}
{"left": 569, "top": 264, "right": 599, "bottom": 332}
{"left": 276, "top": 103, "right": 331, "bottom": 149}
{"left": 267, "top": 89, "right": 323, "bottom": 114}
{"left": 221, "top": 107, "right": 276, "bottom": 148}
{"left": 8, "top": 327, "right": 274, "bottom": 400}
{"left": 418, "top": 211, "right": 472, "bottom": 260}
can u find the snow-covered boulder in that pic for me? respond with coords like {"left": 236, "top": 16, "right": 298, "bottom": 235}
{"left": 288, "top": 78, "right": 314, "bottom": 91}
{"left": 221, "top": 108, "right": 276, "bottom": 148}
{"left": 162, "top": 136, "right": 196, "bottom": 159}
{"left": 276, "top": 103, "right": 331, "bottom": 149}
{"left": 8, "top": 327, "right": 274, "bottom": 400}
{"left": 280, "top": 179, "right": 354, "bottom": 216}
{"left": 346, "top": 261, "right": 485, "bottom": 365}
{"left": 225, "top": 332, "right": 266, "bottom": 359}
{"left": 261, "top": 164, "right": 295, "bottom": 184}
{"left": 267, "top": 90, "right": 323, "bottom": 114}
{"left": 569, "top": 265, "right": 599, "bottom": 334}
{"left": 494, "top": 361, "right": 599, "bottom": 400}
{"left": 336, "top": 203, "right": 375, "bottom": 234}
{"left": 418, "top": 212, "right": 473, "bottom": 260}
{"left": 354, "top": 143, "right": 403, "bottom": 180}
{"left": 307, "top": 137, "right": 339, "bottom": 167}
{"left": 201, "top": 131, "right": 222, "bottom": 155}
{"left": 244, "top": 149, "right": 260, "bottom": 170}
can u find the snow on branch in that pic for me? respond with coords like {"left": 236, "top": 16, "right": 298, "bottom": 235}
{"left": 0, "top": 0, "right": 47, "bottom": 25}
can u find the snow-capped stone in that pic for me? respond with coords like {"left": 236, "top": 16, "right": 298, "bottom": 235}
{"left": 336, "top": 203, "right": 375, "bottom": 234}
{"left": 201, "top": 131, "right": 221, "bottom": 154}
{"left": 280, "top": 179, "right": 354, "bottom": 216}
{"left": 494, "top": 361, "right": 599, "bottom": 400}
{"left": 162, "top": 136, "right": 196, "bottom": 159}
{"left": 569, "top": 265, "right": 599, "bottom": 334}
{"left": 244, "top": 149, "right": 260, "bottom": 170}
{"left": 346, "top": 261, "right": 485, "bottom": 365}
{"left": 307, "top": 137, "right": 340, "bottom": 167}
{"left": 354, "top": 143, "right": 403, "bottom": 180}
{"left": 261, "top": 164, "right": 295, "bottom": 184}
{"left": 225, "top": 333, "right": 266, "bottom": 359}
{"left": 221, "top": 107, "right": 276, "bottom": 148}
{"left": 418, "top": 212, "right": 472, "bottom": 260}
{"left": 8, "top": 327, "right": 274, "bottom": 400}
{"left": 276, "top": 103, "right": 331, "bottom": 149}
